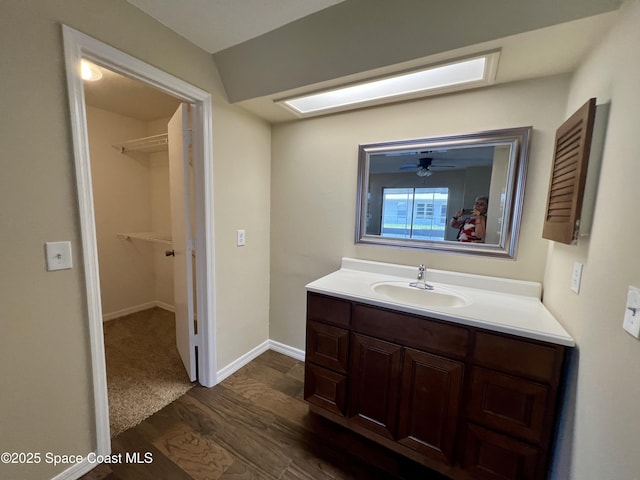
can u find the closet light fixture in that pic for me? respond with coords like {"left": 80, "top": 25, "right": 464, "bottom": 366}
{"left": 277, "top": 52, "right": 499, "bottom": 117}
{"left": 81, "top": 59, "right": 103, "bottom": 81}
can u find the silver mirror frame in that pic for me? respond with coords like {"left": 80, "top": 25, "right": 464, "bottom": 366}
{"left": 355, "top": 126, "right": 532, "bottom": 258}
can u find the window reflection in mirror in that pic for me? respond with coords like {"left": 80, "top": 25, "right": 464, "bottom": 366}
{"left": 376, "top": 187, "right": 449, "bottom": 240}
{"left": 356, "top": 127, "right": 531, "bottom": 258}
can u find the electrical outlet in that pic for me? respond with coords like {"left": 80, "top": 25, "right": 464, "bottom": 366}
{"left": 570, "top": 261, "right": 583, "bottom": 294}
{"left": 623, "top": 286, "right": 640, "bottom": 339}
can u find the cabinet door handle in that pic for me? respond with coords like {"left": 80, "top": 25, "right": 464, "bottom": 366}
{"left": 165, "top": 250, "right": 175, "bottom": 257}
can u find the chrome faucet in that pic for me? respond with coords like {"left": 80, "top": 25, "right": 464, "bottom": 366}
{"left": 410, "top": 264, "right": 434, "bottom": 290}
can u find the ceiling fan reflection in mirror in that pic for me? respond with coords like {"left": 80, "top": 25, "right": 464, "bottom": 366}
{"left": 400, "top": 157, "right": 455, "bottom": 177}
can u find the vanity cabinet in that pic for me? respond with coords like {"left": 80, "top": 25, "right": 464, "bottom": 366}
{"left": 304, "top": 292, "right": 568, "bottom": 480}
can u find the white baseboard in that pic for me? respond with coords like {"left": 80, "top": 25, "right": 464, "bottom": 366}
{"left": 102, "top": 301, "right": 174, "bottom": 321}
{"left": 268, "top": 339, "right": 305, "bottom": 361}
{"left": 154, "top": 301, "right": 175, "bottom": 313}
{"left": 216, "top": 340, "right": 271, "bottom": 382}
{"left": 50, "top": 456, "right": 96, "bottom": 480}
{"left": 215, "top": 340, "right": 305, "bottom": 383}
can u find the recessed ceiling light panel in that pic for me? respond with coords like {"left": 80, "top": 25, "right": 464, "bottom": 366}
{"left": 277, "top": 52, "right": 500, "bottom": 117}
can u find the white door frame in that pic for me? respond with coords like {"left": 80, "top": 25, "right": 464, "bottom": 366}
{"left": 62, "top": 25, "right": 217, "bottom": 456}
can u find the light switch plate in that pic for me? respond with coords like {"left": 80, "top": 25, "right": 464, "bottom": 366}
{"left": 45, "top": 241, "right": 73, "bottom": 271}
{"left": 570, "top": 261, "right": 583, "bottom": 294}
{"left": 623, "top": 286, "right": 640, "bottom": 339}
{"left": 236, "top": 229, "right": 246, "bottom": 246}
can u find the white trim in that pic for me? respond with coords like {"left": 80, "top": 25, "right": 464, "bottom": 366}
{"left": 62, "top": 24, "right": 217, "bottom": 460}
{"left": 192, "top": 98, "right": 217, "bottom": 387}
{"left": 102, "top": 301, "right": 175, "bottom": 322}
{"left": 216, "top": 341, "right": 306, "bottom": 382}
{"left": 216, "top": 341, "right": 271, "bottom": 382}
{"left": 62, "top": 25, "right": 111, "bottom": 457}
{"left": 155, "top": 300, "right": 176, "bottom": 313}
{"left": 49, "top": 457, "right": 96, "bottom": 480}
{"left": 268, "top": 340, "right": 306, "bottom": 361}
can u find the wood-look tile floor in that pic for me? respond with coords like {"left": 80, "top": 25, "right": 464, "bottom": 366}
{"left": 80, "top": 350, "right": 448, "bottom": 480}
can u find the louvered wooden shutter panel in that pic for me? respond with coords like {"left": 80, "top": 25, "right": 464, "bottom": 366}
{"left": 542, "top": 98, "right": 596, "bottom": 244}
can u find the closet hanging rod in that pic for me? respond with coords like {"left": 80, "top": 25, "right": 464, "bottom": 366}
{"left": 116, "top": 232, "right": 172, "bottom": 245}
{"left": 112, "top": 133, "right": 168, "bottom": 154}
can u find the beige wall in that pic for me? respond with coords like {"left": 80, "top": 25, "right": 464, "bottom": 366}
{"left": 0, "top": 1, "right": 270, "bottom": 479}
{"left": 213, "top": 102, "right": 271, "bottom": 361}
{"left": 544, "top": 1, "right": 640, "bottom": 479}
{"left": 270, "top": 74, "right": 570, "bottom": 350}
{"left": 87, "top": 106, "right": 165, "bottom": 317}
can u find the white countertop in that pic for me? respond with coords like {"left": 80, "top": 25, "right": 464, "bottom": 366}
{"left": 306, "top": 258, "right": 575, "bottom": 347}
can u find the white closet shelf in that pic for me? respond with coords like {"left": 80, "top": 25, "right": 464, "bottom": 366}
{"left": 113, "top": 133, "right": 168, "bottom": 154}
{"left": 117, "top": 232, "right": 172, "bottom": 245}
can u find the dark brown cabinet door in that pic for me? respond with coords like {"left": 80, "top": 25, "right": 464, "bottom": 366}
{"left": 396, "top": 348, "right": 464, "bottom": 465}
{"left": 349, "top": 334, "right": 403, "bottom": 439}
{"left": 468, "top": 367, "right": 549, "bottom": 443}
{"left": 463, "top": 424, "right": 541, "bottom": 480}
{"left": 306, "top": 320, "right": 349, "bottom": 373}
{"left": 304, "top": 364, "right": 348, "bottom": 416}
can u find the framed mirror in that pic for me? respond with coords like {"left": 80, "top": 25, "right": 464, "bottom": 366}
{"left": 356, "top": 126, "right": 531, "bottom": 258}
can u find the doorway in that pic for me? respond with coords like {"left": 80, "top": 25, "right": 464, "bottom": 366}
{"left": 63, "top": 25, "right": 217, "bottom": 457}
{"left": 83, "top": 70, "right": 196, "bottom": 435}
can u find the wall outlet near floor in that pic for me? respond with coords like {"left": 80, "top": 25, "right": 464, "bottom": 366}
{"left": 570, "top": 261, "right": 583, "bottom": 294}
{"left": 623, "top": 286, "right": 640, "bottom": 339}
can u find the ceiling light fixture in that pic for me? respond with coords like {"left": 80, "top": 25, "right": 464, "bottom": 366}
{"left": 416, "top": 167, "right": 432, "bottom": 177}
{"left": 277, "top": 52, "right": 499, "bottom": 117}
{"left": 81, "top": 59, "right": 103, "bottom": 81}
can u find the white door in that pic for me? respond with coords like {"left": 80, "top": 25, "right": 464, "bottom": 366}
{"left": 168, "top": 103, "right": 197, "bottom": 381}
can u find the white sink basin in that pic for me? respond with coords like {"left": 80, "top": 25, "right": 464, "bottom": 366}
{"left": 372, "top": 282, "right": 470, "bottom": 308}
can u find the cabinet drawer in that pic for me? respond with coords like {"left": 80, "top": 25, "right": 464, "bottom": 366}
{"left": 353, "top": 304, "right": 469, "bottom": 359}
{"left": 307, "top": 293, "right": 351, "bottom": 328}
{"left": 306, "top": 321, "right": 349, "bottom": 373}
{"left": 304, "top": 364, "right": 347, "bottom": 416}
{"left": 463, "top": 423, "right": 541, "bottom": 480}
{"left": 468, "top": 367, "right": 549, "bottom": 444}
{"left": 473, "top": 331, "right": 564, "bottom": 383}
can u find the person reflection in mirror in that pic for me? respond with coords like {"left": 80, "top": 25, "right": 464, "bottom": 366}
{"left": 450, "top": 196, "right": 488, "bottom": 243}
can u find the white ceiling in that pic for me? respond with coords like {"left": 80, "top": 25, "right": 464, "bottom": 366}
{"left": 85, "top": 2, "right": 620, "bottom": 123}
{"left": 83, "top": 65, "right": 181, "bottom": 121}
{"left": 126, "top": 0, "right": 346, "bottom": 53}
